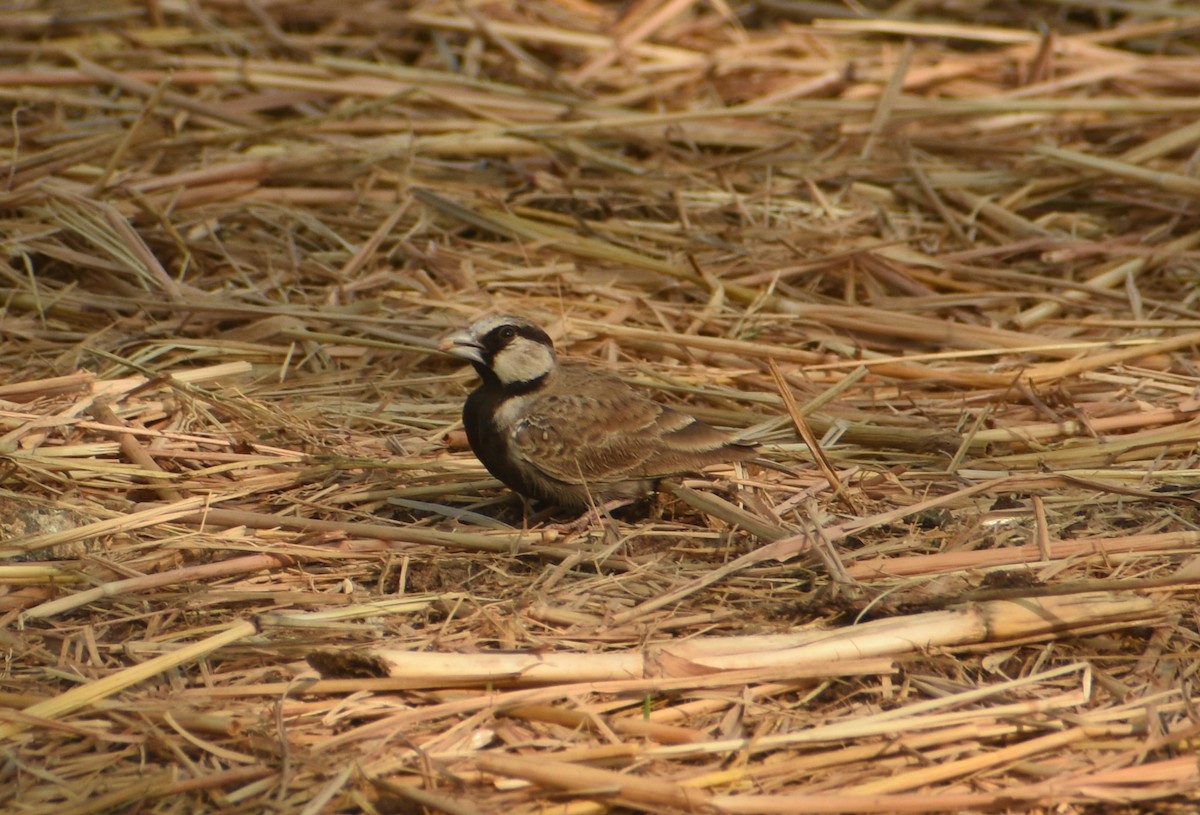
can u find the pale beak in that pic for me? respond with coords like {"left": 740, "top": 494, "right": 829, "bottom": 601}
{"left": 441, "top": 330, "right": 485, "bottom": 365}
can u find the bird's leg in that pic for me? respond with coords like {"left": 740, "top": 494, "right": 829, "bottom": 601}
{"left": 562, "top": 497, "right": 634, "bottom": 536}
{"left": 526, "top": 498, "right": 634, "bottom": 534}
{"left": 526, "top": 502, "right": 570, "bottom": 526}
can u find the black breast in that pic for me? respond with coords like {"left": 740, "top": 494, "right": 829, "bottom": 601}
{"left": 463, "top": 384, "right": 548, "bottom": 503}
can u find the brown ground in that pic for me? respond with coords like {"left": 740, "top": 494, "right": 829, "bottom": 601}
{"left": 3, "top": 1, "right": 1200, "bottom": 812}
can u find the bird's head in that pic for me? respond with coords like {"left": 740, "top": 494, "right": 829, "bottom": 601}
{"left": 442, "top": 315, "right": 557, "bottom": 388}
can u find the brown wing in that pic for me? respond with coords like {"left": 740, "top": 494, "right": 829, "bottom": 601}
{"left": 509, "top": 367, "right": 658, "bottom": 485}
{"left": 638, "top": 406, "right": 757, "bottom": 475}
{"left": 509, "top": 363, "right": 752, "bottom": 486}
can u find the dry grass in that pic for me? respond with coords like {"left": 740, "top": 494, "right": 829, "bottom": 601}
{"left": 3, "top": 1, "right": 1200, "bottom": 812}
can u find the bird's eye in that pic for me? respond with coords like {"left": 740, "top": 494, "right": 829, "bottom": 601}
{"left": 498, "top": 326, "right": 517, "bottom": 341}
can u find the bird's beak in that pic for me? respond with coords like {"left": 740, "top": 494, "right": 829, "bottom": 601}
{"left": 440, "top": 329, "right": 485, "bottom": 365}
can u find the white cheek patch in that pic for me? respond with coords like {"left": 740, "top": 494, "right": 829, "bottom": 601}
{"left": 492, "top": 339, "right": 554, "bottom": 385}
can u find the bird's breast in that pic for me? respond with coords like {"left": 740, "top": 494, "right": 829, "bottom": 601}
{"left": 491, "top": 394, "right": 532, "bottom": 437}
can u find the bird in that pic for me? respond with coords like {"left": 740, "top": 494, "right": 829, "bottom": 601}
{"left": 441, "top": 314, "right": 757, "bottom": 510}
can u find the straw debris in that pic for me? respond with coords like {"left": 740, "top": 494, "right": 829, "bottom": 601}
{"left": 3, "top": 1, "right": 1200, "bottom": 812}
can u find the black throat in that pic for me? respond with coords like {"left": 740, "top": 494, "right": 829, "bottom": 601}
{"left": 472, "top": 363, "right": 548, "bottom": 397}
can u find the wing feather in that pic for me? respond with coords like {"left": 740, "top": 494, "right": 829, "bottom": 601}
{"left": 508, "top": 363, "right": 753, "bottom": 488}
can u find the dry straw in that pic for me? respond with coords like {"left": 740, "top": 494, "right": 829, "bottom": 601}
{"left": 3, "top": 0, "right": 1200, "bottom": 812}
